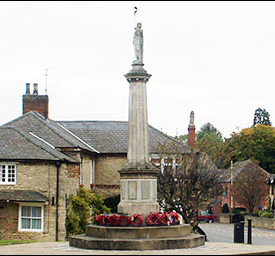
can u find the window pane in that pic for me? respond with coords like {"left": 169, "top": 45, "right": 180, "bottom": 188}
{"left": 32, "top": 207, "right": 41, "bottom": 218}
{"left": 32, "top": 219, "right": 41, "bottom": 229}
{"left": 22, "top": 218, "right": 31, "bottom": 229}
{"left": 8, "top": 165, "right": 15, "bottom": 182}
{"left": 21, "top": 206, "right": 31, "bottom": 217}
{"left": 1, "top": 165, "right": 5, "bottom": 182}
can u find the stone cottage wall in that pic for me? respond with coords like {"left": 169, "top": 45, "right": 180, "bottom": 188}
{"left": 94, "top": 154, "right": 127, "bottom": 198}
{"left": 0, "top": 161, "right": 80, "bottom": 241}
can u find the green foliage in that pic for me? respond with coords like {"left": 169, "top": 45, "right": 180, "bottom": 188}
{"left": 226, "top": 125, "right": 275, "bottom": 174}
{"left": 253, "top": 108, "right": 272, "bottom": 126}
{"left": 259, "top": 210, "right": 274, "bottom": 218}
{"left": 0, "top": 240, "right": 39, "bottom": 245}
{"left": 176, "top": 134, "right": 188, "bottom": 144}
{"left": 197, "top": 122, "right": 223, "bottom": 141}
{"left": 196, "top": 123, "right": 228, "bottom": 169}
{"left": 222, "top": 203, "right": 230, "bottom": 213}
{"left": 104, "top": 194, "right": 120, "bottom": 213}
{"left": 66, "top": 187, "right": 110, "bottom": 235}
{"left": 90, "top": 193, "right": 111, "bottom": 216}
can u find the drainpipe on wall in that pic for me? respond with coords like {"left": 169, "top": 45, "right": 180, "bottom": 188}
{"left": 56, "top": 162, "right": 61, "bottom": 241}
{"left": 80, "top": 154, "right": 83, "bottom": 185}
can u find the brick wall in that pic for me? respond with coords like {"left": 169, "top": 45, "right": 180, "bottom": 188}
{"left": 23, "top": 95, "right": 49, "bottom": 119}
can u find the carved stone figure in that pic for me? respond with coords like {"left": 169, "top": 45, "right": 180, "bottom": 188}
{"left": 133, "top": 22, "right": 143, "bottom": 64}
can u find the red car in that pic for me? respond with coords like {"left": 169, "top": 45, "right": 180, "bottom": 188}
{"left": 198, "top": 210, "right": 218, "bottom": 223}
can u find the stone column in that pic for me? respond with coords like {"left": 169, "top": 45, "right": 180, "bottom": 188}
{"left": 117, "top": 33, "right": 159, "bottom": 216}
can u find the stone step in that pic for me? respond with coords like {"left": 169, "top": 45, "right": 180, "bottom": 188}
{"left": 69, "top": 233, "right": 205, "bottom": 250}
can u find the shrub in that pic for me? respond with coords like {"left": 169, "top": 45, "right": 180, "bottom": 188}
{"left": 260, "top": 210, "right": 274, "bottom": 218}
{"left": 222, "top": 203, "right": 230, "bottom": 213}
{"left": 66, "top": 187, "right": 110, "bottom": 235}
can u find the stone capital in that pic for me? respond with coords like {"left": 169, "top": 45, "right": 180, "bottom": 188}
{"left": 124, "top": 63, "right": 151, "bottom": 83}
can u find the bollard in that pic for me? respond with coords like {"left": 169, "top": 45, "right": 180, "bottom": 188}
{"left": 234, "top": 221, "right": 244, "bottom": 243}
{"left": 247, "top": 218, "right": 252, "bottom": 244}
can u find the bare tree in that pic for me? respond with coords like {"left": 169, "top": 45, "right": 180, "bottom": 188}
{"left": 233, "top": 161, "right": 269, "bottom": 212}
{"left": 156, "top": 142, "right": 222, "bottom": 227}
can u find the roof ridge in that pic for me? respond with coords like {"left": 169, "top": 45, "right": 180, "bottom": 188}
{"left": 20, "top": 111, "right": 95, "bottom": 152}
{"left": 58, "top": 120, "right": 128, "bottom": 124}
{"left": 56, "top": 122, "right": 100, "bottom": 153}
{"left": 8, "top": 126, "right": 77, "bottom": 163}
{"left": 29, "top": 112, "right": 78, "bottom": 148}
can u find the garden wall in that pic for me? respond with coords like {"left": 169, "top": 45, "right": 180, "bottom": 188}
{"left": 244, "top": 215, "right": 275, "bottom": 230}
{"left": 219, "top": 213, "right": 275, "bottom": 230}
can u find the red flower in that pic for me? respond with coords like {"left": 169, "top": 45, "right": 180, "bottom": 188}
{"left": 109, "top": 214, "right": 120, "bottom": 226}
{"left": 118, "top": 215, "right": 131, "bottom": 226}
{"left": 80, "top": 184, "right": 84, "bottom": 188}
{"left": 93, "top": 214, "right": 105, "bottom": 225}
{"left": 131, "top": 214, "right": 144, "bottom": 226}
{"left": 159, "top": 212, "right": 170, "bottom": 225}
{"left": 146, "top": 212, "right": 161, "bottom": 225}
{"left": 169, "top": 212, "right": 180, "bottom": 224}
{"left": 90, "top": 183, "right": 95, "bottom": 189}
{"left": 102, "top": 214, "right": 110, "bottom": 226}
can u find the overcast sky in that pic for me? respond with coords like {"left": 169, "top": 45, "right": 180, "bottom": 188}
{"left": 0, "top": 1, "right": 275, "bottom": 138}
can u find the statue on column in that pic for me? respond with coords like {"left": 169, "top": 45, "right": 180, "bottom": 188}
{"left": 133, "top": 22, "right": 143, "bottom": 64}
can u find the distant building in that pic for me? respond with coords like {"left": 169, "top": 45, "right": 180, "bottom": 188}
{"left": 219, "top": 159, "right": 270, "bottom": 212}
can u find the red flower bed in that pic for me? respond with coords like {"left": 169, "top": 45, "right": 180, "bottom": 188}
{"left": 92, "top": 211, "right": 180, "bottom": 227}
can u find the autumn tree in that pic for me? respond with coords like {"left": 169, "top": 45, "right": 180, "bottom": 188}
{"left": 157, "top": 142, "right": 222, "bottom": 227}
{"left": 253, "top": 108, "right": 272, "bottom": 126}
{"left": 225, "top": 125, "right": 275, "bottom": 174}
{"left": 232, "top": 161, "right": 269, "bottom": 212}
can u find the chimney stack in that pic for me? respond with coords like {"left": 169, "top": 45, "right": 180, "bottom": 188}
{"left": 188, "top": 111, "right": 196, "bottom": 147}
{"left": 22, "top": 83, "right": 49, "bottom": 119}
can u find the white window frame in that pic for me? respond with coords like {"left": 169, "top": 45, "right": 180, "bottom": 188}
{"left": 0, "top": 163, "right": 17, "bottom": 185}
{"left": 18, "top": 203, "right": 44, "bottom": 232}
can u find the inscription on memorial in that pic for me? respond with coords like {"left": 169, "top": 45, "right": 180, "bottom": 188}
{"left": 141, "top": 181, "right": 150, "bottom": 200}
{"left": 128, "top": 181, "right": 137, "bottom": 200}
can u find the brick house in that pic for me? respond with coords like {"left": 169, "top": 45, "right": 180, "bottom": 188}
{"left": 0, "top": 84, "right": 192, "bottom": 241}
{"left": 268, "top": 174, "right": 275, "bottom": 210}
{"left": 219, "top": 159, "right": 270, "bottom": 212}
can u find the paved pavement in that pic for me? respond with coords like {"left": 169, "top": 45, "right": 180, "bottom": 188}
{"left": 1, "top": 241, "right": 275, "bottom": 255}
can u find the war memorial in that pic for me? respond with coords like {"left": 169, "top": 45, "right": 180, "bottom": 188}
{"left": 69, "top": 23, "right": 205, "bottom": 251}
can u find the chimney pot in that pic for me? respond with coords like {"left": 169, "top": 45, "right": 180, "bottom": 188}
{"left": 33, "top": 83, "right": 38, "bottom": 95}
{"left": 26, "top": 83, "right": 30, "bottom": 94}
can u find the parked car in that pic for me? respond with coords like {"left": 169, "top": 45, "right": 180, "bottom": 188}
{"left": 198, "top": 210, "right": 218, "bottom": 223}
